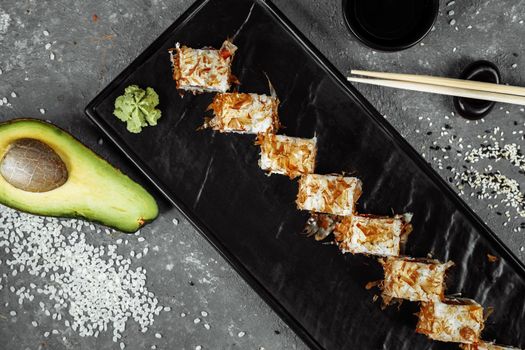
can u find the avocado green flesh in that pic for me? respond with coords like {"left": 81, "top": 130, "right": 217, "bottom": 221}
{"left": 0, "top": 119, "right": 159, "bottom": 232}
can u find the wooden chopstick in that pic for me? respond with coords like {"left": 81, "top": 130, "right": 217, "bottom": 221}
{"left": 351, "top": 70, "right": 525, "bottom": 97}
{"left": 347, "top": 77, "right": 525, "bottom": 106}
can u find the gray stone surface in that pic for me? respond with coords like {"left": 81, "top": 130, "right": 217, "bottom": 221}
{"left": 0, "top": 0, "right": 524, "bottom": 349}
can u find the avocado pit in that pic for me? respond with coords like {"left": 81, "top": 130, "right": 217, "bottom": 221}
{"left": 0, "top": 138, "right": 68, "bottom": 192}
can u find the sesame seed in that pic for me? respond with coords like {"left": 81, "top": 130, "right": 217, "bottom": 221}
{"left": 155, "top": 333, "right": 162, "bottom": 339}
{"left": 238, "top": 331, "right": 246, "bottom": 338}
{"left": 194, "top": 318, "right": 201, "bottom": 324}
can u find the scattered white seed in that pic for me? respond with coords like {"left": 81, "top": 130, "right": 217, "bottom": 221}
{"left": 155, "top": 333, "right": 162, "bottom": 339}
{"left": 200, "top": 311, "right": 208, "bottom": 317}
{"left": 43, "top": 30, "right": 50, "bottom": 36}
{"left": 39, "top": 108, "right": 46, "bottom": 114}
{"left": 193, "top": 318, "right": 201, "bottom": 324}
{"left": 172, "top": 218, "right": 179, "bottom": 226}
{"left": 238, "top": 331, "right": 246, "bottom": 338}
{"left": 0, "top": 206, "right": 163, "bottom": 341}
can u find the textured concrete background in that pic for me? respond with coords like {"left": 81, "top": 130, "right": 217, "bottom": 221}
{"left": 0, "top": 0, "right": 524, "bottom": 349}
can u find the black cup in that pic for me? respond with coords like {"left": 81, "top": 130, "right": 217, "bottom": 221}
{"left": 342, "top": 0, "right": 440, "bottom": 52}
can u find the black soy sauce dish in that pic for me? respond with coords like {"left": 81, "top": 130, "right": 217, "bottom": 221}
{"left": 342, "top": 0, "right": 439, "bottom": 51}
{"left": 453, "top": 60, "right": 501, "bottom": 120}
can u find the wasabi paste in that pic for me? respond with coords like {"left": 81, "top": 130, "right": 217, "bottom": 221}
{"left": 113, "top": 85, "right": 162, "bottom": 133}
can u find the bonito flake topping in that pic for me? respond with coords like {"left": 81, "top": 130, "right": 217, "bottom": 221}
{"left": 334, "top": 214, "right": 412, "bottom": 256}
{"left": 257, "top": 134, "right": 317, "bottom": 178}
{"left": 296, "top": 174, "right": 362, "bottom": 216}
{"left": 169, "top": 40, "right": 237, "bottom": 93}
{"left": 417, "top": 298, "right": 484, "bottom": 344}
{"left": 203, "top": 93, "right": 279, "bottom": 134}
{"left": 380, "top": 257, "right": 453, "bottom": 303}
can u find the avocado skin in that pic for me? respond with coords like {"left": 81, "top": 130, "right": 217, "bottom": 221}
{"left": 0, "top": 119, "right": 159, "bottom": 232}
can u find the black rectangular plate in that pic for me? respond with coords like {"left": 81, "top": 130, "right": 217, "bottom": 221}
{"left": 85, "top": 0, "right": 525, "bottom": 349}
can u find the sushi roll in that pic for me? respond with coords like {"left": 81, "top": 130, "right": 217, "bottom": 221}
{"left": 169, "top": 40, "right": 237, "bottom": 93}
{"left": 416, "top": 297, "right": 484, "bottom": 344}
{"left": 203, "top": 93, "right": 280, "bottom": 134}
{"left": 334, "top": 214, "right": 412, "bottom": 256}
{"left": 257, "top": 134, "right": 317, "bottom": 178}
{"left": 303, "top": 213, "right": 341, "bottom": 241}
{"left": 380, "top": 257, "right": 453, "bottom": 303}
{"left": 296, "top": 174, "right": 362, "bottom": 216}
{"left": 460, "top": 341, "right": 522, "bottom": 350}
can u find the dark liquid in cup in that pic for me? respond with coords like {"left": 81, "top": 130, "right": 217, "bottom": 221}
{"left": 343, "top": 0, "right": 438, "bottom": 51}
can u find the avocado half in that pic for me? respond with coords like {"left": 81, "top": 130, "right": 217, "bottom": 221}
{"left": 0, "top": 119, "right": 158, "bottom": 232}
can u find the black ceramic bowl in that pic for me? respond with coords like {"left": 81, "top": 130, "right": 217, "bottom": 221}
{"left": 342, "top": 0, "right": 440, "bottom": 51}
